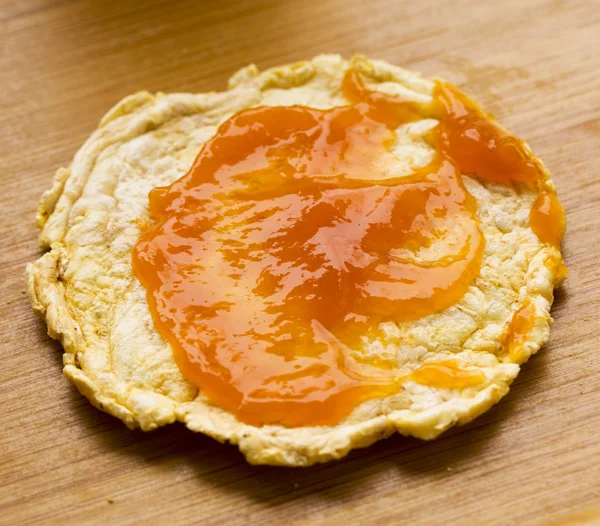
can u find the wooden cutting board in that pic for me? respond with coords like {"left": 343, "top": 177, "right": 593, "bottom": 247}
{"left": 1, "top": 1, "right": 599, "bottom": 524}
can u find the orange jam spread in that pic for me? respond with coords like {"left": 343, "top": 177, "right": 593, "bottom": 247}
{"left": 132, "top": 69, "right": 563, "bottom": 427}
{"left": 504, "top": 300, "right": 537, "bottom": 362}
{"left": 432, "top": 83, "right": 545, "bottom": 184}
{"left": 410, "top": 360, "right": 485, "bottom": 389}
{"left": 530, "top": 191, "right": 566, "bottom": 246}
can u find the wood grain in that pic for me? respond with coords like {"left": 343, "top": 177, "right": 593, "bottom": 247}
{"left": 1, "top": 0, "right": 599, "bottom": 524}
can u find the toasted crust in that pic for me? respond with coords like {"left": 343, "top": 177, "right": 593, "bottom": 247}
{"left": 27, "top": 55, "right": 565, "bottom": 466}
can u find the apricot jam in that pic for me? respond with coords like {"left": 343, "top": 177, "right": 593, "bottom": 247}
{"left": 530, "top": 191, "right": 566, "bottom": 246}
{"left": 410, "top": 361, "right": 485, "bottom": 389}
{"left": 132, "top": 69, "right": 564, "bottom": 427}
{"left": 504, "top": 301, "right": 537, "bottom": 362}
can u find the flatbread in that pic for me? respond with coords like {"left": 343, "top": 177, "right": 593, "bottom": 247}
{"left": 27, "top": 55, "right": 566, "bottom": 466}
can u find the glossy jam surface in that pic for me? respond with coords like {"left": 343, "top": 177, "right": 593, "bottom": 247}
{"left": 410, "top": 361, "right": 485, "bottom": 389}
{"left": 132, "top": 70, "right": 563, "bottom": 427}
{"left": 504, "top": 301, "right": 536, "bottom": 362}
{"left": 530, "top": 191, "right": 566, "bottom": 246}
{"left": 433, "top": 83, "right": 545, "bottom": 183}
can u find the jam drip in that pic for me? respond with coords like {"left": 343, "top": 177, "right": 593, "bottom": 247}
{"left": 530, "top": 191, "right": 566, "bottom": 246}
{"left": 504, "top": 301, "right": 536, "bottom": 362}
{"left": 132, "top": 69, "right": 563, "bottom": 427}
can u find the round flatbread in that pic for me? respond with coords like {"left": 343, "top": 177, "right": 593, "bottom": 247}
{"left": 27, "top": 55, "right": 566, "bottom": 466}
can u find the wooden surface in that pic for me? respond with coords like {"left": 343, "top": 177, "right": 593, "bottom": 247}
{"left": 1, "top": 1, "right": 599, "bottom": 524}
